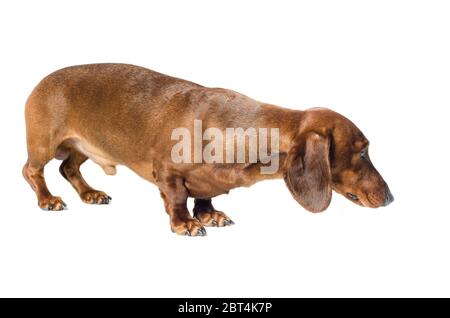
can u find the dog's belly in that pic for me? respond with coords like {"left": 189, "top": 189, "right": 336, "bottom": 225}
{"left": 62, "top": 137, "right": 119, "bottom": 175}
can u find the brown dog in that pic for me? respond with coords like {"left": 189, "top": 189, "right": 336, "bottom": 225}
{"left": 23, "top": 63, "right": 393, "bottom": 236}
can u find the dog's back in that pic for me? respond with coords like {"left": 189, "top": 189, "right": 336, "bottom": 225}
{"left": 25, "top": 64, "right": 200, "bottom": 165}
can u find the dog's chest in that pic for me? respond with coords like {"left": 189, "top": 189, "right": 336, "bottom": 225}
{"left": 182, "top": 163, "right": 277, "bottom": 198}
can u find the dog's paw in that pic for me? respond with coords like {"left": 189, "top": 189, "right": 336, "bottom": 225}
{"left": 195, "top": 210, "right": 234, "bottom": 227}
{"left": 80, "top": 190, "right": 111, "bottom": 204}
{"left": 171, "top": 218, "right": 207, "bottom": 236}
{"left": 39, "top": 196, "right": 67, "bottom": 211}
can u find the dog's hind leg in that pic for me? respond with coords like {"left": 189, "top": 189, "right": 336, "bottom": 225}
{"left": 23, "top": 97, "right": 67, "bottom": 210}
{"left": 23, "top": 93, "right": 69, "bottom": 210}
{"left": 23, "top": 133, "right": 67, "bottom": 211}
{"left": 23, "top": 159, "right": 67, "bottom": 211}
{"left": 193, "top": 198, "right": 234, "bottom": 227}
{"left": 59, "top": 149, "right": 111, "bottom": 205}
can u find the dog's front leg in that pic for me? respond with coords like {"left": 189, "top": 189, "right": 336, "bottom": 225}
{"left": 158, "top": 177, "right": 206, "bottom": 237}
{"left": 193, "top": 199, "right": 234, "bottom": 227}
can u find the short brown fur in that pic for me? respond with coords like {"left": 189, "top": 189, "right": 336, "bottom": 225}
{"left": 23, "top": 64, "right": 393, "bottom": 236}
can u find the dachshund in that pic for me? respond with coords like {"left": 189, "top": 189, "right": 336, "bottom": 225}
{"left": 23, "top": 64, "right": 394, "bottom": 236}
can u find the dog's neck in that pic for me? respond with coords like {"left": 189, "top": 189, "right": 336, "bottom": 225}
{"left": 248, "top": 104, "right": 304, "bottom": 178}
{"left": 257, "top": 104, "right": 304, "bottom": 154}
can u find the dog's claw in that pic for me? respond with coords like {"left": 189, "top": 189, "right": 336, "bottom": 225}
{"left": 107, "top": 196, "right": 112, "bottom": 200}
{"left": 172, "top": 219, "right": 206, "bottom": 237}
{"left": 223, "top": 219, "right": 234, "bottom": 226}
{"left": 81, "top": 191, "right": 111, "bottom": 205}
{"left": 39, "top": 197, "right": 66, "bottom": 211}
{"left": 197, "top": 227, "right": 207, "bottom": 236}
{"left": 195, "top": 210, "right": 233, "bottom": 228}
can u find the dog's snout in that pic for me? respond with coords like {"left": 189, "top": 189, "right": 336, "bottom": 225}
{"left": 383, "top": 187, "right": 394, "bottom": 206}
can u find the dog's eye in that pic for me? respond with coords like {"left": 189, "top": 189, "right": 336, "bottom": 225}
{"left": 347, "top": 193, "right": 359, "bottom": 201}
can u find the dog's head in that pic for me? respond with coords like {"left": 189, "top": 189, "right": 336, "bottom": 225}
{"left": 283, "top": 108, "right": 393, "bottom": 212}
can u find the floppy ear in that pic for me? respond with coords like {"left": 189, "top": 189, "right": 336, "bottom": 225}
{"left": 283, "top": 132, "right": 332, "bottom": 212}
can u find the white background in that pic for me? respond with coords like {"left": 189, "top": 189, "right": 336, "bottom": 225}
{"left": 0, "top": 0, "right": 449, "bottom": 297}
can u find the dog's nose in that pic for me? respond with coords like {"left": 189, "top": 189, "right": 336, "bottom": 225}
{"left": 383, "top": 187, "right": 394, "bottom": 206}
